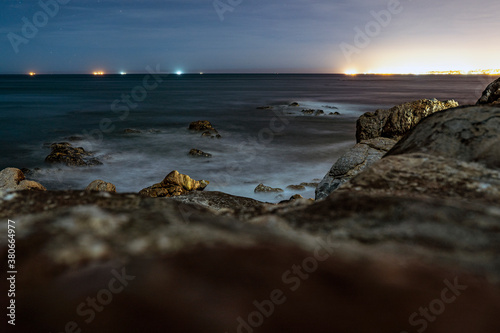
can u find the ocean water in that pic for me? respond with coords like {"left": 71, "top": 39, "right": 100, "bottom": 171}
{"left": 0, "top": 74, "right": 492, "bottom": 202}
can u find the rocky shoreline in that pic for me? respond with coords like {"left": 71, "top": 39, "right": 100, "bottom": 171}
{"left": 1, "top": 78, "right": 500, "bottom": 332}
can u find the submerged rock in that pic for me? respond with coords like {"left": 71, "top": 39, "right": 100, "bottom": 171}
{"left": 45, "top": 142, "right": 102, "bottom": 167}
{"left": 256, "top": 106, "right": 273, "bottom": 110}
{"left": 189, "top": 120, "right": 216, "bottom": 132}
{"left": 139, "top": 170, "right": 209, "bottom": 198}
{"left": 189, "top": 120, "right": 221, "bottom": 139}
{"left": 254, "top": 183, "right": 284, "bottom": 193}
{"left": 0, "top": 167, "right": 46, "bottom": 191}
{"left": 124, "top": 128, "right": 141, "bottom": 134}
{"left": 477, "top": 77, "right": 500, "bottom": 105}
{"left": 85, "top": 179, "right": 116, "bottom": 193}
{"left": 286, "top": 185, "right": 306, "bottom": 191}
{"left": 356, "top": 99, "right": 459, "bottom": 142}
{"left": 188, "top": 148, "right": 212, "bottom": 158}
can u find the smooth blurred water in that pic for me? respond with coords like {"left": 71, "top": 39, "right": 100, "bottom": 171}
{"left": 0, "top": 74, "right": 491, "bottom": 202}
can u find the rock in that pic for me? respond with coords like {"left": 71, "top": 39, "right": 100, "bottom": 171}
{"left": 286, "top": 185, "right": 306, "bottom": 191}
{"left": 139, "top": 170, "right": 209, "bottom": 198}
{"left": 85, "top": 180, "right": 116, "bottom": 193}
{"left": 124, "top": 128, "right": 141, "bottom": 134}
{"left": 189, "top": 120, "right": 216, "bottom": 132}
{"left": 337, "top": 153, "right": 500, "bottom": 204}
{"left": 477, "top": 77, "right": 500, "bottom": 105}
{"left": 356, "top": 99, "right": 459, "bottom": 142}
{"left": 256, "top": 106, "right": 273, "bottom": 110}
{"left": 316, "top": 137, "right": 397, "bottom": 199}
{"left": 254, "top": 183, "right": 284, "bottom": 193}
{"left": 170, "top": 191, "right": 266, "bottom": 212}
{"left": 67, "top": 135, "right": 84, "bottom": 141}
{"left": 3, "top": 191, "right": 500, "bottom": 332}
{"left": 387, "top": 105, "right": 500, "bottom": 170}
{"left": 290, "top": 194, "right": 304, "bottom": 200}
{"left": 45, "top": 142, "right": 102, "bottom": 167}
{"left": 0, "top": 167, "right": 46, "bottom": 191}
{"left": 300, "top": 182, "right": 319, "bottom": 187}
{"left": 301, "top": 109, "right": 315, "bottom": 115}
{"left": 315, "top": 110, "right": 324, "bottom": 115}
{"left": 20, "top": 167, "right": 32, "bottom": 176}
{"left": 188, "top": 149, "right": 212, "bottom": 158}
{"left": 330, "top": 111, "right": 341, "bottom": 115}
{"left": 289, "top": 102, "right": 299, "bottom": 106}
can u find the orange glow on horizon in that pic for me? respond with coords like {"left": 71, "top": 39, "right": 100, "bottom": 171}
{"left": 29, "top": 72, "right": 36, "bottom": 76}
{"left": 93, "top": 71, "right": 105, "bottom": 75}
{"left": 344, "top": 69, "right": 358, "bottom": 75}
{"left": 342, "top": 68, "right": 500, "bottom": 75}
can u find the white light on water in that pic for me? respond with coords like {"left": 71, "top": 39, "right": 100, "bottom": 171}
{"left": 176, "top": 71, "right": 183, "bottom": 75}
{"left": 120, "top": 71, "right": 127, "bottom": 75}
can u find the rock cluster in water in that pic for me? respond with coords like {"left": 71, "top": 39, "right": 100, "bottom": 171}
{"left": 189, "top": 120, "right": 222, "bottom": 139}
{"left": 45, "top": 142, "right": 102, "bottom": 166}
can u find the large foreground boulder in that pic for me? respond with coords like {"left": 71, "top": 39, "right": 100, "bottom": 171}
{"left": 356, "top": 99, "right": 458, "bottom": 142}
{"left": 387, "top": 105, "right": 500, "bottom": 170}
{"left": 139, "top": 170, "right": 209, "bottom": 197}
{"left": 0, "top": 167, "right": 46, "bottom": 191}
{"left": 45, "top": 142, "right": 102, "bottom": 167}
{"left": 1, "top": 190, "right": 500, "bottom": 332}
{"left": 477, "top": 76, "right": 500, "bottom": 105}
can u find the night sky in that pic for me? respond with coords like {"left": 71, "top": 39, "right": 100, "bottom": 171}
{"left": 1, "top": 0, "right": 499, "bottom": 74}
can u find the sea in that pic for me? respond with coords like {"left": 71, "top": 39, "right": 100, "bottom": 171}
{"left": 0, "top": 74, "right": 492, "bottom": 202}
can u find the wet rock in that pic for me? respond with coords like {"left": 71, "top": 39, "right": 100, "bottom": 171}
{"left": 254, "top": 183, "right": 284, "bottom": 193}
{"left": 188, "top": 149, "right": 212, "bottom": 158}
{"left": 45, "top": 142, "right": 102, "bottom": 167}
{"left": 330, "top": 111, "right": 341, "bottom": 115}
{"left": 0, "top": 167, "right": 46, "bottom": 191}
{"left": 300, "top": 182, "right": 319, "bottom": 188}
{"left": 85, "top": 180, "right": 117, "bottom": 193}
{"left": 289, "top": 102, "right": 299, "bottom": 106}
{"left": 189, "top": 120, "right": 216, "bottom": 132}
{"left": 256, "top": 106, "right": 273, "bottom": 110}
{"left": 124, "top": 128, "right": 141, "bottom": 134}
{"left": 286, "top": 185, "right": 306, "bottom": 191}
{"left": 356, "top": 99, "right": 459, "bottom": 142}
{"left": 191, "top": 120, "right": 221, "bottom": 138}
{"left": 139, "top": 170, "right": 209, "bottom": 198}
{"left": 67, "top": 135, "right": 84, "bottom": 141}
{"left": 315, "top": 110, "right": 324, "bottom": 115}
{"left": 477, "top": 77, "right": 500, "bottom": 105}
{"left": 301, "top": 109, "right": 315, "bottom": 115}
{"left": 316, "top": 137, "right": 397, "bottom": 199}
{"left": 387, "top": 105, "right": 500, "bottom": 170}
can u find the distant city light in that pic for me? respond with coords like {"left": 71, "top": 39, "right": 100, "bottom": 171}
{"left": 176, "top": 71, "right": 183, "bottom": 75}
{"left": 120, "top": 71, "right": 127, "bottom": 75}
{"left": 93, "top": 71, "right": 104, "bottom": 75}
{"left": 29, "top": 72, "right": 36, "bottom": 76}
{"left": 344, "top": 69, "right": 357, "bottom": 76}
